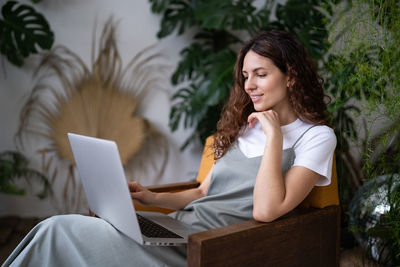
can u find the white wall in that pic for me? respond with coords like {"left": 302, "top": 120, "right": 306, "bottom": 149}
{"left": 0, "top": 0, "right": 203, "bottom": 217}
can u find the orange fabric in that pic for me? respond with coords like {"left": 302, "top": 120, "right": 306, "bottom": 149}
{"left": 195, "top": 136, "right": 339, "bottom": 208}
{"left": 300, "top": 156, "right": 340, "bottom": 208}
{"left": 195, "top": 136, "right": 216, "bottom": 183}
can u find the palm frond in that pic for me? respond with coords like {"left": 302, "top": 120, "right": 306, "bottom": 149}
{"left": 16, "top": 18, "right": 169, "bottom": 212}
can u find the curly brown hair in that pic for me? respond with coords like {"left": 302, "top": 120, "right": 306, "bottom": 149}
{"left": 213, "top": 30, "right": 330, "bottom": 159}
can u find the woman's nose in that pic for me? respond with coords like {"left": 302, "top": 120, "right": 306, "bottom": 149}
{"left": 245, "top": 77, "right": 256, "bottom": 92}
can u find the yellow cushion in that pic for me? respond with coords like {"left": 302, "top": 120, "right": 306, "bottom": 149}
{"left": 300, "top": 155, "right": 340, "bottom": 208}
{"left": 195, "top": 136, "right": 339, "bottom": 208}
{"left": 195, "top": 136, "right": 216, "bottom": 183}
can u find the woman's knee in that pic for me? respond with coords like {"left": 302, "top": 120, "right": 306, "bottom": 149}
{"left": 38, "top": 214, "right": 101, "bottom": 233}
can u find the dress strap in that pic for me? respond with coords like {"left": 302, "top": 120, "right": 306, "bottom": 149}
{"left": 291, "top": 125, "right": 317, "bottom": 149}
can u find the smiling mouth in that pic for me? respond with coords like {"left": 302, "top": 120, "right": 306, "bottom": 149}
{"left": 250, "top": 95, "right": 262, "bottom": 102}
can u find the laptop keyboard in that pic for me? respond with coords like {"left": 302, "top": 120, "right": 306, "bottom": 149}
{"left": 136, "top": 214, "right": 183, "bottom": 239}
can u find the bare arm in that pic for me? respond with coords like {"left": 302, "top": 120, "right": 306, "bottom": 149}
{"left": 253, "top": 152, "right": 319, "bottom": 222}
{"left": 249, "top": 111, "right": 319, "bottom": 222}
{"left": 129, "top": 166, "right": 213, "bottom": 210}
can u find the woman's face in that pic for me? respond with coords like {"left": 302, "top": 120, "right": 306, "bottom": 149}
{"left": 242, "top": 50, "right": 290, "bottom": 113}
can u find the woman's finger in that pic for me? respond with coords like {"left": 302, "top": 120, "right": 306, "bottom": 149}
{"left": 247, "top": 112, "right": 262, "bottom": 128}
{"left": 130, "top": 192, "right": 146, "bottom": 205}
{"left": 128, "top": 181, "right": 141, "bottom": 192}
{"left": 248, "top": 117, "right": 258, "bottom": 128}
{"left": 130, "top": 191, "right": 142, "bottom": 199}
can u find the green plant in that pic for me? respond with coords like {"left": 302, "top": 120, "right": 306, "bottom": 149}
{"left": 150, "top": 0, "right": 330, "bottom": 148}
{"left": 322, "top": 44, "right": 388, "bottom": 204}
{"left": 0, "top": 0, "right": 54, "bottom": 67}
{"left": 328, "top": 0, "right": 400, "bottom": 263}
{"left": 0, "top": 150, "right": 51, "bottom": 199}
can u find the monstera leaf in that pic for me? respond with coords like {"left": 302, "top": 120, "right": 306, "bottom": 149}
{"left": 150, "top": 0, "right": 196, "bottom": 38}
{"left": 0, "top": 1, "right": 54, "bottom": 66}
{"left": 270, "top": 0, "right": 329, "bottom": 61}
{"left": 194, "top": 0, "right": 258, "bottom": 32}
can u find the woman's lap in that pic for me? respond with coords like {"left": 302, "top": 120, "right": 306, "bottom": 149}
{"left": 3, "top": 214, "right": 186, "bottom": 267}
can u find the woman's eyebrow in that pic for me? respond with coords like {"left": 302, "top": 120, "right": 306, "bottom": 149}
{"left": 253, "top": 67, "right": 266, "bottom": 72}
{"left": 242, "top": 67, "right": 266, "bottom": 74}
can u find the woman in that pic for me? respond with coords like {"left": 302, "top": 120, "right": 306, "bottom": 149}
{"left": 3, "top": 30, "right": 336, "bottom": 267}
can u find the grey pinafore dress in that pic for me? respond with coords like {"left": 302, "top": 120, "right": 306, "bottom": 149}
{"left": 3, "top": 127, "right": 313, "bottom": 267}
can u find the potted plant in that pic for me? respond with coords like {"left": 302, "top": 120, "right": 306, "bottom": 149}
{"left": 0, "top": 150, "right": 50, "bottom": 199}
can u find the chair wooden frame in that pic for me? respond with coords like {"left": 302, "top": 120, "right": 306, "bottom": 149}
{"left": 145, "top": 181, "right": 340, "bottom": 267}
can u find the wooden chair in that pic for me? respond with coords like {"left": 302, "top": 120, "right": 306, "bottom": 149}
{"left": 136, "top": 136, "right": 341, "bottom": 267}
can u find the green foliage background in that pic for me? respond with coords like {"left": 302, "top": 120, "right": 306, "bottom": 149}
{"left": 329, "top": 0, "right": 400, "bottom": 264}
{"left": 0, "top": 0, "right": 54, "bottom": 66}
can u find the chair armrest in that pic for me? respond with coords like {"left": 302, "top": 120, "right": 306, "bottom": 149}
{"left": 89, "top": 181, "right": 201, "bottom": 216}
{"left": 187, "top": 205, "right": 340, "bottom": 267}
{"left": 134, "top": 181, "right": 201, "bottom": 214}
{"left": 146, "top": 181, "right": 200, "bottom": 192}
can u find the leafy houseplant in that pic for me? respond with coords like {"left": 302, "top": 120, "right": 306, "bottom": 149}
{"left": 0, "top": 0, "right": 54, "bottom": 67}
{"left": 0, "top": 150, "right": 50, "bottom": 199}
{"left": 327, "top": 0, "right": 400, "bottom": 264}
{"left": 0, "top": 0, "right": 53, "bottom": 200}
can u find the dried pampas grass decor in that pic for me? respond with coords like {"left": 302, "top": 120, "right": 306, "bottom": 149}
{"left": 16, "top": 18, "right": 169, "bottom": 213}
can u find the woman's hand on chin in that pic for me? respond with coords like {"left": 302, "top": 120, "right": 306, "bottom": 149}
{"left": 247, "top": 110, "right": 281, "bottom": 137}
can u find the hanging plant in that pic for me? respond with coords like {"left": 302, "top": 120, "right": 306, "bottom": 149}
{"left": 15, "top": 18, "right": 169, "bottom": 212}
{"left": 0, "top": 0, "right": 54, "bottom": 67}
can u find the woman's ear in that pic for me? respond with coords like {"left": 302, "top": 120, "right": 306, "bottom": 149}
{"left": 287, "top": 78, "right": 295, "bottom": 88}
{"left": 286, "top": 66, "right": 297, "bottom": 88}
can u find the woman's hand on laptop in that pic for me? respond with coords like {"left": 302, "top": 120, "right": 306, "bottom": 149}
{"left": 129, "top": 182, "right": 156, "bottom": 206}
{"left": 128, "top": 168, "right": 213, "bottom": 210}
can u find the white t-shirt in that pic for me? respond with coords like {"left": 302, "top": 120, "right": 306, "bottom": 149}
{"left": 238, "top": 118, "right": 337, "bottom": 186}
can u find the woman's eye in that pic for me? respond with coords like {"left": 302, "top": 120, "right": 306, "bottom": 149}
{"left": 257, "top": 74, "right": 266, "bottom": 77}
{"left": 243, "top": 76, "right": 248, "bottom": 80}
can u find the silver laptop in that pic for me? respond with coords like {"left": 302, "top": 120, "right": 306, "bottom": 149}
{"left": 68, "top": 133, "right": 196, "bottom": 246}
